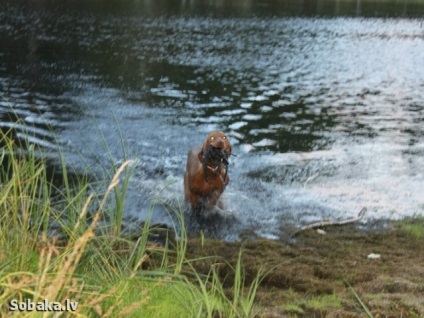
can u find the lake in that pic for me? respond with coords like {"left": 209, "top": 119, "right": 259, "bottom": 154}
{"left": 1, "top": 0, "right": 424, "bottom": 240}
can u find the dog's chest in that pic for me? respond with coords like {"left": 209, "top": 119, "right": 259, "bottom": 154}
{"left": 203, "top": 166, "right": 225, "bottom": 184}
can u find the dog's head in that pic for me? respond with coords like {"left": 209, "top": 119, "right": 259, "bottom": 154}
{"left": 199, "top": 131, "right": 232, "bottom": 162}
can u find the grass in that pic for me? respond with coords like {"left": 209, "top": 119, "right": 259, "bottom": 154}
{"left": 280, "top": 289, "right": 342, "bottom": 315}
{"left": 348, "top": 284, "right": 374, "bottom": 318}
{"left": 2, "top": 125, "right": 424, "bottom": 317}
{"left": 397, "top": 216, "right": 424, "bottom": 239}
{"left": 190, "top": 248, "right": 266, "bottom": 318}
{"left": 0, "top": 130, "right": 265, "bottom": 317}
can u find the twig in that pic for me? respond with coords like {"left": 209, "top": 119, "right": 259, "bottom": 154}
{"left": 291, "top": 208, "right": 367, "bottom": 237}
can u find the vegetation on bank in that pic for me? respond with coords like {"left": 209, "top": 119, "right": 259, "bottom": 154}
{"left": 0, "top": 132, "right": 263, "bottom": 317}
{"left": 1, "top": 130, "right": 423, "bottom": 317}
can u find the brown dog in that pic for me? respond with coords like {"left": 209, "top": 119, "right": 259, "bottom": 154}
{"left": 184, "top": 131, "right": 232, "bottom": 211}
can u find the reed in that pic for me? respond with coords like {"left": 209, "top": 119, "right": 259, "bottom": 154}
{"left": 0, "top": 131, "right": 264, "bottom": 317}
{"left": 188, "top": 248, "right": 265, "bottom": 318}
{"left": 349, "top": 284, "right": 374, "bottom": 318}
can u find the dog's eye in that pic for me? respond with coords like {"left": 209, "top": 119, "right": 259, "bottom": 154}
{"left": 223, "top": 136, "right": 227, "bottom": 139}
{"left": 210, "top": 136, "right": 215, "bottom": 140}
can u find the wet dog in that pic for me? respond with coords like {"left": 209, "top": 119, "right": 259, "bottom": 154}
{"left": 184, "top": 131, "right": 232, "bottom": 212}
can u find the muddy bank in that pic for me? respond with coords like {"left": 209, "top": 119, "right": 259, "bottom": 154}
{"left": 183, "top": 221, "right": 424, "bottom": 317}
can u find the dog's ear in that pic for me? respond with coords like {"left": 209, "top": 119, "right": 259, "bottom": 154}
{"left": 198, "top": 137, "right": 209, "bottom": 162}
{"left": 223, "top": 135, "right": 232, "bottom": 155}
{"left": 227, "top": 142, "right": 232, "bottom": 155}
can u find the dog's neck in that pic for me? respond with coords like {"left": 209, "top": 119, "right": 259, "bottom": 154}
{"left": 205, "top": 161, "right": 224, "bottom": 174}
{"left": 204, "top": 161, "right": 226, "bottom": 183}
{"left": 201, "top": 146, "right": 229, "bottom": 184}
{"left": 206, "top": 163, "right": 220, "bottom": 173}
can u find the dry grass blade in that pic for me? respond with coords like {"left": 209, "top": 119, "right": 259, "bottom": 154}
{"left": 43, "top": 194, "right": 95, "bottom": 306}
{"left": 39, "top": 161, "right": 133, "bottom": 312}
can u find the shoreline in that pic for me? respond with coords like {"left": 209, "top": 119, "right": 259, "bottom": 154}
{"left": 182, "top": 219, "right": 424, "bottom": 317}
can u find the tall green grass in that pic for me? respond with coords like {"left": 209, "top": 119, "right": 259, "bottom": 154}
{"left": 0, "top": 130, "right": 264, "bottom": 317}
{"left": 348, "top": 284, "right": 374, "bottom": 318}
{"left": 190, "top": 248, "right": 265, "bottom": 318}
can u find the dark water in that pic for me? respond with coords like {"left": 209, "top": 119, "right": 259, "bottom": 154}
{"left": 1, "top": 0, "right": 424, "bottom": 240}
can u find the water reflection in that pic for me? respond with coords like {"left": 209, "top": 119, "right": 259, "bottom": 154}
{"left": 8, "top": 0, "right": 423, "bottom": 17}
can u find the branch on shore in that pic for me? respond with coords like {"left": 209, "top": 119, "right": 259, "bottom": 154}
{"left": 291, "top": 207, "right": 367, "bottom": 237}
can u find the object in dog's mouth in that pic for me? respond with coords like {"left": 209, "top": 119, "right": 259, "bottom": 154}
{"left": 202, "top": 145, "right": 230, "bottom": 182}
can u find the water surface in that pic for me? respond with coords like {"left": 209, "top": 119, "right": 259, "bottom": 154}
{"left": 1, "top": 0, "right": 424, "bottom": 240}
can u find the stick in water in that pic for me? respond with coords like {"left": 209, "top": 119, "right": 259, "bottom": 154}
{"left": 291, "top": 207, "right": 367, "bottom": 237}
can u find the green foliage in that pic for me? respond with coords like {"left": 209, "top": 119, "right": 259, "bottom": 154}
{"left": 397, "top": 216, "right": 424, "bottom": 239}
{"left": 280, "top": 289, "right": 341, "bottom": 315}
{"left": 305, "top": 294, "right": 342, "bottom": 310}
{"left": 189, "top": 248, "right": 265, "bottom": 318}
{"left": 349, "top": 284, "right": 374, "bottom": 318}
{"left": 0, "top": 131, "right": 263, "bottom": 317}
